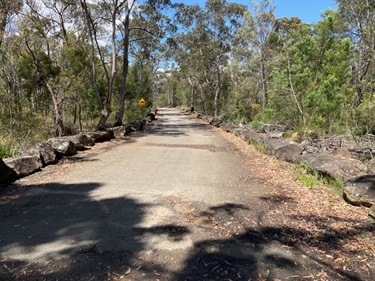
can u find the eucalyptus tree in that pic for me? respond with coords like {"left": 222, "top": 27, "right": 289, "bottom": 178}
{"left": 0, "top": 0, "right": 23, "bottom": 48}
{"left": 335, "top": 0, "right": 375, "bottom": 108}
{"left": 235, "top": 0, "right": 276, "bottom": 108}
{"left": 114, "top": 0, "right": 173, "bottom": 126}
{"left": 174, "top": 0, "right": 245, "bottom": 117}
{"left": 79, "top": 0, "right": 126, "bottom": 130}
{"left": 19, "top": 0, "right": 89, "bottom": 136}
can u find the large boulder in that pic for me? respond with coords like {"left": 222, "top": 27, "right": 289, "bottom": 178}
{"left": 86, "top": 131, "right": 112, "bottom": 142}
{"left": 297, "top": 155, "right": 368, "bottom": 181}
{"left": 201, "top": 115, "right": 210, "bottom": 122}
{"left": 240, "top": 131, "right": 267, "bottom": 146}
{"left": 264, "top": 139, "right": 303, "bottom": 163}
{"left": 47, "top": 138, "right": 78, "bottom": 156}
{"left": 146, "top": 112, "right": 156, "bottom": 122}
{"left": 129, "top": 120, "right": 145, "bottom": 131}
{"left": 370, "top": 205, "right": 375, "bottom": 219}
{"left": 3, "top": 156, "right": 42, "bottom": 179}
{"left": 221, "top": 123, "right": 238, "bottom": 133}
{"left": 209, "top": 117, "right": 222, "bottom": 127}
{"left": 343, "top": 175, "right": 375, "bottom": 208}
{"left": 24, "top": 142, "right": 58, "bottom": 166}
{"left": 0, "top": 158, "right": 18, "bottom": 183}
{"left": 123, "top": 123, "right": 134, "bottom": 135}
{"left": 259, "top": 124, "right": 288, "bottom": 134}
{"left": 62, "top": 133, "right": 95, "bottom": 150}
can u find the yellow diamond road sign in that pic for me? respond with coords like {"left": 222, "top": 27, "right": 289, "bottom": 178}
{"left": 139, "top": 98, "right": 146, "bottom": 106}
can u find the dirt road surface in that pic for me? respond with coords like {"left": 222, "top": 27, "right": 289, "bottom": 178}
{"left": 0, "top": 108, "right": 374, "bottom": 280}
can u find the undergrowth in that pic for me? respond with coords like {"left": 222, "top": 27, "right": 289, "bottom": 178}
{"left": 247, "top": 139, "right": 268, "bottom": 154}
{"left": 296, "top": 162, "right": 344, "bottom": 195}
{"left": 0, "top": 141, "right": 19, "bottom": 158}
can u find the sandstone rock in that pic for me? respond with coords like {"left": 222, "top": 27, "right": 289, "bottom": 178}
{"left": 209, "top": 117, "right": 222, "bottom": 127}
{"left": 86, "top": 131, "right": 112, "bottom": 142}
{"left": 221, "top": 123, "right": 238, "bottom": 133}
{"left": 48, "top": 138, "right": 78, "bottom": 156}
{"left": 129, "top": 120, "right": 145, "bottom": 131}
{"left": 3, "top": 156, "right": 42, "bottom": 179}
{"left": 24, "top": 143, "right": 58, "bottom": 166}
{"left": 78, "top": 133, "right": 96, "bottom": 146}
{"left": 240, "top": 131, "right": 267, "bottom": 144}
{"left": 146, "top": 112, "right": 156, "bottom": 122}
{"left": 62, "top": 133, "right": 95, "bottom": 150}
{"left": 233, "top": 128, "right": 245, "bottom": 137}
{"left": 298, "top": 155, "right": 368, "bottom": 181}
{"left": 370, "top": 205, "right": 375, "bottom": 219}
{"left": 270, "top": 132, "right": 284, "bottom": 139}
{"left": 265, "top": 139, "right": 303, "bottom": 163}
{"left": 366, "top": 158, "right": 375, "bottom": 173}
{"left": 259, "top": 124, "right": 288, "bottom": 134}
{"left": 123, "top": 124, "right": 134, "bottom": 135}
{"left": 0, "top": 158, "right": 18, "bottom": 183}
{"left": 202, "top": 115, "right": 210, "bottom": 122}
{"left": 344, "top": 175, "right": 375, "bottom": 208}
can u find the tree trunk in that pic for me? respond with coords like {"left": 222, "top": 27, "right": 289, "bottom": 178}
{"left": 261, "top": 53, "right": 268, "bottom": 108}
{"left": 78, "top": 103, "right": 82, "bottom": 132}
{"left": 214, "top": 61, "right": 221, "bottom": 117}
{"left": 114, "top": 3, "right": 131, "bottom": 127}
{"left": 80, "top": 0, "right": 103, "bottom": 112}
{"left": 0, "top": 10, "right": 7, "bottom": 49}
{"left": 96, "top": 0, "right": 119, "bottom": 130}
{"left": 46, "top": 83, "right": 65, "bottom": 137}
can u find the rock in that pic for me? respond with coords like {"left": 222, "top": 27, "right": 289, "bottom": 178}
{"left": 0, "top": 158, "right": 18, "bottom": 183}
{"left": 233, "top": 128, "right": 245, "bottom": 137}
{"left": 123, "top": 124, "right": 134, "bottom": 135}
{"left": 367, "top": 158, "right": 375, "bottom": 173}
{"left": 297, "top": 155, "right": 368, "bottom": 181}
{"left": 344, "top": 175, "right": 375, "bottom": 208}
{"left": 129, "top": 120, "right": 145, "bottom": 131}
{"left": 146, "top": 112, "right": 156, "bottom": 122}
{"left": 86, "top": 131, "right": 112, "bottom": 142}
{"left": 48, "top": 138, "right": 78, "bottom": 156}
{"left": 241, "top": 131, "right": 267, "bottom": 145}
{"left": 222, "top": 123, "right": 238, "bottom": 133}
{"left": 209, "top": 117, "right": 222, "bottom": 127}
{"left": 202, "top": 115, "right": 210, "bottom": 122}
{"left": 265, "top": 139, "right": 303, "bottom": 163}
{"left": 370, "top": 205, "right": 375, "bottom": 219}
{"left": 78, "top": 133, "right": 96, "bottom": 146}
{"left": 270, "top": 132, "right": 284, "bottom": 139}
{"left": 259, "top": 124, "right": 287, "bottom": 134}
{"left": 24, "top": 143, "right": 58, "bottom": 166}
{"left": 196, "top": 113, "right": 203, "bottom": 119}
{"left": 61, "top": 134, "right": 95, "bottom": 151}
{"left": 3, "top": 156, "right": 42, "bottom": 179}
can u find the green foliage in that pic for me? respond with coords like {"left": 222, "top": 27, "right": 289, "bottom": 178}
{"left": 0, "top": 141, "right": 19, "bottom": 158}
{"left": 247, "top": 139, "right": 267, "bottom": 154}
{"left": 125, "top": 103, "right": 149, "bottom": 122}
{"left": 295, "top": 162, "right": 344, "bottom": 195}
{"left": 251, "top": 108, "right": 276, "bottom": 128}
{"left": 296, "top": 162, "right": 320, "bottom": 188}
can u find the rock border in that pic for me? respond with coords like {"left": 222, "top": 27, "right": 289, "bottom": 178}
{"left": 190, "top": 110, "right": 374, "bottom": 216}
{"left": 0, "top": 112, "right": 156, "bottom": 185}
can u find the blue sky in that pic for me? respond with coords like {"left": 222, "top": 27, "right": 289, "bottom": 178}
{"left": 174, "top": 0, "right": 338, "bottom": 23}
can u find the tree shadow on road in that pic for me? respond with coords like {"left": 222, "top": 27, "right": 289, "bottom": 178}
{"left": 174, "top": 202, "right": 374, "bottom": 281}
{"left": 0, "top": 182, "right": 189, "bottom": 280}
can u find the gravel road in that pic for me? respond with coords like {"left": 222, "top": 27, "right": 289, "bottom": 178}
{"left": 0, "top": 108, "right": 372, "bottom": 281}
